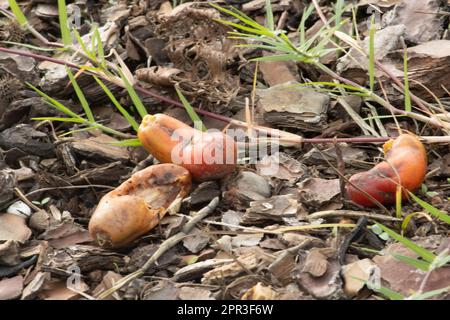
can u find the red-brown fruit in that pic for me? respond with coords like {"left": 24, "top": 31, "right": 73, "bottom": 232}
{"left": 346, "top": 134, "right": 427, "bottom": 207}
{"left": 89, "top": 164, "right": 191, "bottom": 248}
{"left": 138, "top": 114, "right": 237, "bottom": 182}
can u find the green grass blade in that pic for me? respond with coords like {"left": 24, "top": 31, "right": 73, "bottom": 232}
{"left": 215, "top": 19, "right": 272, "bottom": 37}
{"left": 334, "top": 0, "right": 345, "bottom": 28}
{"left": 175, "top": 85, "right": 206, "bottom": 132}
{"left": 66, "top": 67, "right": 95, "bottom": 123}
{"left": 59, "top": 124, "right": 130, "bottom": 139}
{"left": 365, "top": 102, "right": 388, "bottom": 136}
{"left": 94, "top": 76, "right": 140, "bottom": 132}
{"left": 297, "top": 81, "right": 365, "bottom": 93}
{"left": 408, "top": 286, "right": 450, "bottom": 300}
{"left": 93, "top": 27, "right": 106, "bottom": 68}
{"left": 375, "top": 223, "right": 437, "bottom": 263}
{"left": 8, "top": 0, "right": 27, "bottom": 25}
{"left": 374, "top": 286, "right": 405, "bottom": 300}
{"left": 404, "top": 49, "right": 411, "bottom": 112}
{"left": 401, "top": 212, "right": 430, "bottom": 235}
{"left": 30, "top": 82, "right": 133, "bottom": 139}
{"left": 352, "top": 5, "right": 360, "bottom": 41}
{"left": 109, "top": 138, "right": 142, "bottom": 147}
{"left": 338, "top": 97, "right": 379, "bottom": 136}
{"left": 95, "top": 125, "right": 131, "bottom": 138}
{"left": 1, "top": 41, "right": 57, "bottom": 52}
{"left": 265, "top": 0, "right": 274, "bottom": 31}
{"left": 312, "top": 20, "right": 347, "bottom": 54}
{"left": 302, "top": 16, "right": 338, "bottom": 51}
{"left": 235, "top": 43, "right": 293, "bottom": 53}
{"left": 27, "top": 83, "right": 82, "bottom": 119}
{"left": 408, "top": 192, "right": 450, "bottom": 224}
{"left": 392, "top": 254, "right": 430, "bottom": 272}
{"left": 59, "top": 124, "right": 132, "bottom": 139}
{"left": 363, "top": 276, "right": 405, "bottom": 300}
{"left": 251, "top": 53, "right": 302, "bottom": 62}
{"left": 228, "top": 6, "right": 265, "bottom": 29}
{"left": 210, "top": 3, "right": 266, "bottom": 33}
{"left": 59, "top": 125, "right": 101, "bottom": 137}
{"left": 57, "top": 0, "right": 72, "bottom": 46}
{"left": 369, "top": 15, "right": 375, "bottom": 92}
{"left": 230, "top": 33, "right": 292, "bottom": 50}
{"left": 118, "top": 69, "right": 148, "bottom": 119}
{"left": 395, "top": 186, "right": 402, "bottom": 219}
{"left": 32, "top": 117, "right": 85, "bottom": 123}
{"left": 73, "top": 29, "right": 96, "bottom": 61}
{"left": 299, "top": 4, "right": 314, "bottom": 44}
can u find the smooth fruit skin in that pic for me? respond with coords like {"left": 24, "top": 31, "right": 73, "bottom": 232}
{"left": 138, "top": 114, "right": 237, "bottom": 182}
{"left": 346, "top": 134, "right": 427, "bottom": 207}
{"left": 89, "top": 164, "right": 191, "bottom": 248}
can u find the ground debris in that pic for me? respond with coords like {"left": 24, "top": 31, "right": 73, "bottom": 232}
{"left": 69, "top": 135, "right": 130, "bottom": 163}
{"left": 0, "top": 124, "right": 55, "bottom": 158}
{"left": 41, "top": 245, "right": 125, "bottom": 276}
{"left": 372, "top": 237, "right": 450, "bottom": 298}
{"left": 298, "top": 178, "right": 342, "bottom": 209}
{"left": 341, "top": 258, "right": 378, "bottom": 297}
{"left": 179, "top": 286, "right": 215, "bottom": 300}
{"left": 0, "top": 214, "right": 32, "bottom": 243}
{"left": 142, "top": 280, "right": 180, "bottom": 300}
{"left": 223, "top": 171, "right": 272, "bottom": 209}
{"left": 383, "top": 0, "right": 445, "bottom": 44}
{"left": 241, "top": 282, "right": 277, "bottom": 300}
{"left": 0, "top": 275, "right": 23, "bottom": 300}
{"left": 201, "top": 248, "right": 272, "bottom": 285}
{"left": 256, "top": 81, "right": 330, "bottom": 131}
{"left": 241, "top": 194, "right": 304, "bottom": 225}
{"left": 296, "top": 250, "right": 344, "bottom": 299}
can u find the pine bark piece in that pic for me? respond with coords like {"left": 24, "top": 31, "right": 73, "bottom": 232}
{"left": 241, "top": 194, "right": 302, "bottom": 225}
{"left": 256, "top": 81, "right": 329, "bottom": 132}
{"left": 401, "top": 40, "right": 450, "bottom": 99}
{"left": 373, "top": 237, "right": 450, "bottom": 297}
{"left": 297, "top": 258, "right": 344, "bottom": 299}
{"left": 383, "top": 0, "right": 445, "bottom": 44}
{"left": 0, "top": 275, "right": 23, "bottom": 300}
{"left": 341, "top": 258, "right": 378, "bottom": 297}
{"left": 42, "top": 245, "right": 125, "bottom": 275}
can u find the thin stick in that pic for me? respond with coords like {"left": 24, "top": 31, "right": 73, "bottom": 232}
{"left": 334, "top": 140, "right": 347, "bottom": 203}
{"left": 14, "top": 187, "right": 41, "bottom": 212}
{"left": 306, "top": 210, "right": 402, "bottom": 223}
{"left": 417, "top": 269, "right": 434, "bottom": 295}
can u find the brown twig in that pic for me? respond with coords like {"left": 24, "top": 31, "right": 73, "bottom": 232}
{"left": 14, "top": 187, "right": 41, "bottom": 212}
{"left": 334, "top": 140, "right": 347, "bottom": 203}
